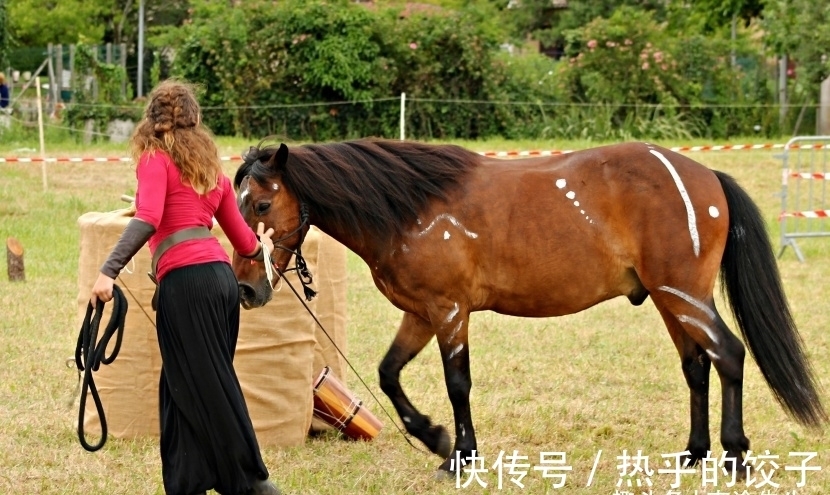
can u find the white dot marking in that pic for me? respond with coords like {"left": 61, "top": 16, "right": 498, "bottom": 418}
{"left": 556, "top": 179, "right": 567, "bottom": 189}
{"left": 709, "top": 206, "right": 720, "bottom": 218}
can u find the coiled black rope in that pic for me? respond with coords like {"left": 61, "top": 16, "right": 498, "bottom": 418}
{"left": 74, "top": 284, "right": 127, "bottom": 452}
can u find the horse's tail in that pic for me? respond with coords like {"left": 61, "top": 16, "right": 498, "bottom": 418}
{"left": 715, "top": 170, "right": 826, "bottom": 427}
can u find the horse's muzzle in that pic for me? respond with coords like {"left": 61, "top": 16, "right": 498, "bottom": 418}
{"left": 238, "top": 281, "right": 268, "bottom": 309}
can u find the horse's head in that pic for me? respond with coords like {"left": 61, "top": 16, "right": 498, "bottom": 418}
{"left": 232, "top": 142, "right": 306, "bottom": 309}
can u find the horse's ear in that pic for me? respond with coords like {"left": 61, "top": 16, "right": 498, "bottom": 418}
{"left": 272, "top": 143, "right": 289, "bottom": 169}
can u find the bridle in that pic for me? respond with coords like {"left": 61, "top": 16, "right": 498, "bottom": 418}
{"left": 255, "top": 194, "right": 317, "bottom": 301}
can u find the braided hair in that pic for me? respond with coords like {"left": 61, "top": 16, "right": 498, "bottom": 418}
{"left": 130, "top": 80, "right": 222, "bottom": 194}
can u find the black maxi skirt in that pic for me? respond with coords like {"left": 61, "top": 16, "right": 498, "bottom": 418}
{"left": 156, "top": 261, "right": 268, "bottom": 495}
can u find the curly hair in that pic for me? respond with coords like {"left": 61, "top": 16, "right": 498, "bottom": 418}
{"left": 130, "top": 79, "right": 221, "bottom": 194}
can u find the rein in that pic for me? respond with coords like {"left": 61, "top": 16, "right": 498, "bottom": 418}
{"left": 263, "top": 202, "right": 317, "bottom": 301}
{"left": 245, "top": 190, "right": 426, "bottom": 452}
{"left": 74, "top": 285, "right": 127, "bottom": 452}
{"left": 269, "top": 241, "right": 429, "bottom": 455}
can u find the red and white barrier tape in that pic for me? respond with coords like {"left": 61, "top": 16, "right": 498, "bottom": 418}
{"left": 2, "top": 142, "right": 828, "bottom": 164}
{"left": 779, "top": 210, "right": 830, "bottom": 220}
{"left": 788, "top": 172, "right": 830, "bottom": 180}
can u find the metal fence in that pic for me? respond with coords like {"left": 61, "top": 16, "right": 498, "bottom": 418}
{"left": 4, "top": 43, "right": 129, "bottom": 117}
{"left": 777, "top": 136, "right": 830, "bottom": 262}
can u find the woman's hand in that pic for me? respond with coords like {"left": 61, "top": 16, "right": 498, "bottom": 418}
{"left": 90, "top": 272, "right": 116, "bottom": 306}
{"left": 257, "top": 222, "right": 275, "bottom": 255}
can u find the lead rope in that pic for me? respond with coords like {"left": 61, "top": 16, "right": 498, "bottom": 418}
{"left": 273, "top": 264, "right": 429, "bottom": 455}
{"left": 74, "top": 285, "right": 128, "bottom": 452}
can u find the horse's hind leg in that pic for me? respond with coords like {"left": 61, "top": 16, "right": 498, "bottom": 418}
{"left": 656, "top": 307, "right": 711, "bottom": 464}
{"left": 707, "top": 306, "right": 750, "bottom": 471}
{"left": 653, "top": 289, "right": 749, "bottom": 470}
{"left": 378, "top": 312, "right": 452, "bottom": 458}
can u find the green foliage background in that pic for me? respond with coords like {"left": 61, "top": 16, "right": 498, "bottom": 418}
{"left": 0, "top": 0, "right": 9, "bottom": 71}
{"left": 158, "top": 0, "right": 554, "bottom": 141}
{"left": 5, "top": 0, "right": 830, "bottom": 142}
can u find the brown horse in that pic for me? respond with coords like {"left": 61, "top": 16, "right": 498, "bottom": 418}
{"left": 231, "top": 139, "right": 825, "bottom": 474}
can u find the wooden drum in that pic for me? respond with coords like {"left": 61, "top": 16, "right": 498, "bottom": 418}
{"left": 312, "top": 366, "right": 383, "bottom": 441}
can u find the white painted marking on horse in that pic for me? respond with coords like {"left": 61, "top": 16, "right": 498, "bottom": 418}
{"left": 447, "top": 321, "right": 463, "bottom": 345}
{"left": 658, "top": 286, "right": 716, "bottom": 321}
{"left": 580, "top": 210, "right": 585, "bottom": 214}
{"left": 460, "top": 424, "right": 466, "bottom": 438}
{"left": 448, "top": 344, "right": 464, "bottom": 360}
{"left": 240, "top": 187, "right": 250, "bottom": 202}
{"left": 444, "top": 231, "right": 450, "bottom": 240}
{"left": 566, "top": 191, "right": 576, "bottom": 200}
{"left": 271, "top": 183, "right": 279, "bottom": 190}
{"left": 649, "top": 149, "right": 700, "bottom": 257}
{"left": 574, "top": 201, "right": 580, "bottom": 207}
{"left": 403, "top": 416, "right": 411, "bottom": 423}
{"left": 415, "top": 213, "right": 478, "bottom": 239}
{"left": 401, "top": 244, "right": 410, "bottom": 253}
{"left": 706, "top": 350, "right": 719, "bottom": 361}
{"left": 445, "top": 303, "right": 459, "bottom": 324}
{"left": 709, "top": 206, "right": 720, "bottom": 218}
{"left": 677, "top": 315, "right": 719, "bottom": 345}
{"left": 556, "top": 179, "right": 567, "bottom": 189}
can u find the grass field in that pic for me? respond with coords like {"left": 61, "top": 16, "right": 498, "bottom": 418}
{"left": 1, "top": 134, "right": 829, "bottom": 495}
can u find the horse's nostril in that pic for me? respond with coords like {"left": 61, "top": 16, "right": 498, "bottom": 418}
{"left": 238, "top": 282, "right": 256, "bottom": 301}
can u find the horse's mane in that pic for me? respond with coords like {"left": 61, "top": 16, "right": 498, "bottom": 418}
{"left": 234, "top": 139, "right": 481, "bottom": 239}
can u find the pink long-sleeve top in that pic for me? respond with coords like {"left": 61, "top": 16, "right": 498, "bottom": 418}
{"left": 134, "top": 150, "right": 258, "bottom": 282}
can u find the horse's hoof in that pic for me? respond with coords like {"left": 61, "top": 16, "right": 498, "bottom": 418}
{"left": 432, "top": 425, "right": 452, "bottom": 459}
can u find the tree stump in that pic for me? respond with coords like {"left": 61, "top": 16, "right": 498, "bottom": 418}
{"left": 6, "top": 237, "right": 25, "bottom": 282}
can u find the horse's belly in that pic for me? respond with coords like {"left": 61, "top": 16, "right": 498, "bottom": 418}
{"left": 482, "top": 260, "right": 638, "bottom": 317}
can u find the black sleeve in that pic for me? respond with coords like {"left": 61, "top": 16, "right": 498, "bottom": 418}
{"left": 100, "top": 218, "right": 156, "bottom": 278}
{"left": 239, "top": 242, "right": 265, "bottom": 261}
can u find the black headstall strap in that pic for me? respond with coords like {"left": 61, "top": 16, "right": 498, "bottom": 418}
{"left": 74, "top": 285, "right": 127, "bottom": 452}
{"left": 270, "top": 202, "right": 317, "bottom": 301}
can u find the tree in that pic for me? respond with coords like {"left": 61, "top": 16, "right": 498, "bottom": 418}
{"left": 0, "top": 0, "right": 10, "bottom": 70}
{"left": 503, "top": 0, "right": 668, "bottom": 56}
{"left": 762, "top": 0, "right": 830, "bottom": 102}
{"left": 666, "top": 0, "right": 764, "bottom": 34}
{"left": 8, "top": 0, "right": 107, "bottom": 46}
{"left": 7, "top": 0, "right": 188, "bottom": 48}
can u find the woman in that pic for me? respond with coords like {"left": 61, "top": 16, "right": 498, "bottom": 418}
{"left": 90, "top": 80, "right": 281, "bottom": 495}
{"left": 0, "top": 72, "right": 9, "bottom": 110}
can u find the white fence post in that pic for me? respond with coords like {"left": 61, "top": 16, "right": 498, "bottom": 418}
{"left": 35, "top": 77, "right": 47, "bottom": 192}
{"left": 399, "top": 92, "right": 406, "bottom": 140}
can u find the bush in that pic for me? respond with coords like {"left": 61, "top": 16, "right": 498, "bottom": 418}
{"left": 155, "top": 1, "right": 779, "bottom": 141}
{"left": 161, "top": 0, "right": 562, "bottom": 141}
{"left": 552, "top": 6, "right": 773, "bottom": 139}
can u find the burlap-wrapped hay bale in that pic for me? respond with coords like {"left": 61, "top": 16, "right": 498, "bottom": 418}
{"left": 76, "top": 208, "right": 347, "bottom": 447}
{"left": 76, "top": 207, "right": 160, "bottom": 439}
{"left": 213, "top": 225, "right": 349, "bottom": 438}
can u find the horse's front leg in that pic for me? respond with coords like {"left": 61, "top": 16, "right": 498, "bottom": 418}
{"left": 378, "top": 312, "right": 452, "bottom": 459}
{"left": 435, "top": 312, "right": 476, "bottom": 474}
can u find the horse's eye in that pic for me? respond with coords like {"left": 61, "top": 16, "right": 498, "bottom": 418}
{"left": 255, "top": 202, "right": 271, "bottom": 215}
